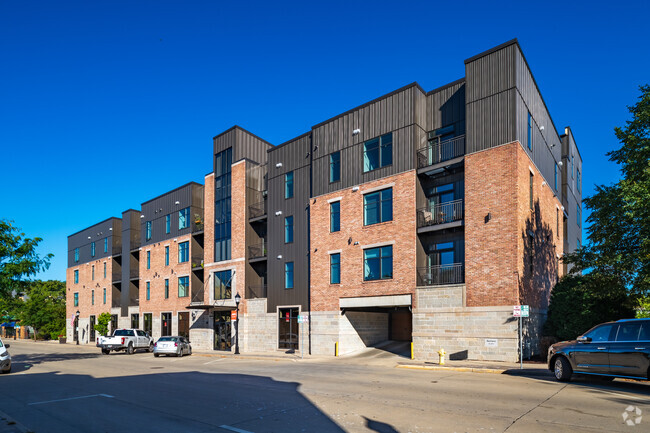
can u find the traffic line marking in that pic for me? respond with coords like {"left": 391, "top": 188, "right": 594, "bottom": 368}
{"left": 28, "top": 394, "right": 114, "bottom": 405}
{"left": 219, "top": 425, "right": 254, "bottom": 433}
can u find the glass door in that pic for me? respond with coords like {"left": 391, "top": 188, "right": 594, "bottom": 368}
{"left": 214, "top": 312, "right": 232, "bottom": 351}
{"left": 278, "top": 308, "right": 299, "bottom": 351}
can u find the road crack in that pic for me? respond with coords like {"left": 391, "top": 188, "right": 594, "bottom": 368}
{"left": 502, "top": 384, "right": 567, "bottom": 432}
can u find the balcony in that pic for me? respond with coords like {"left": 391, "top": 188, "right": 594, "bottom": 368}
{"left": 417, "top": 135, "right": 465, "bottom": 171}
{"left": 248, "top": 242, "right": 267, "bottom": 262}
{"left": 417, "top": 263, "right": 464, "bottom": 286}
{"left": 247, "top": 284, "right": 267, "bottom": 298}
{"left": 249, "top": 200, "right": 267, "bottom": 221}
{"left": 417, "top": 199, "right": 464, "bottom": 232}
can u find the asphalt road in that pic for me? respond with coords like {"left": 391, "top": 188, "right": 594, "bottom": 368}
{"left": 1, "top": 340, "right": 649, "bottom": 432}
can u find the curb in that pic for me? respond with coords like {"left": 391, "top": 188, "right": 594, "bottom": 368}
{"left": 397, "top": 364, "right": 506, "bottom": 374}
{"left": 0, "top": 410, "right": 32, "bottom": 433}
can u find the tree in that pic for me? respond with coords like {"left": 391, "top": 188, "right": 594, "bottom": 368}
{"left": 19, "top": 280, "right": 66, "bottom": 340}
{"left": 95, "top": 312, "right": 112, "bottom": 337}
{"left": 0, "top": 219, "right": 53, "bottom": 298}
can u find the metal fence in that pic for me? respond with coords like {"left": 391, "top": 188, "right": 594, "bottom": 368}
{"left": 249, "top": 200, "right": 267, "bottom": 219}
{"left": 417, "top": 199, "right": 464, "bottom": 227}
{"left": 417, "top": 263, "right": 464, "bottom": 286}
{"left": 417, "top": 135, "right": 466, "bottom": 169}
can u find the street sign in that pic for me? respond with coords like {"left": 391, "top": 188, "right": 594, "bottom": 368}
{"left": 231, "top": 310, "right": 237, "bottom": 321}
{"left": 285, "top": 311, "right": 290, "bottom": 322}
{"left": 297, "top": 314, "right": 309, "bottom": 323}
{"left": 513, "top": 305, "right": 529, "bottom": 317}
{"left": 521, "top": 305, "right": 529, "bottom": 317}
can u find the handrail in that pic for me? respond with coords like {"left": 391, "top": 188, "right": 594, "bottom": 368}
{"left": 417, "top": 135, "right": 465, "bottom": 168}
{"left": 417, "top": 199, "right": 464, "bottom": 227}
{"left": 417, "top": 263, "right": 464, "bottom": 286}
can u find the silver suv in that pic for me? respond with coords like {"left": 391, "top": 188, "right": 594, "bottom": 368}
{"left": 0, "top": 337, "right": 11, "bottom": 374}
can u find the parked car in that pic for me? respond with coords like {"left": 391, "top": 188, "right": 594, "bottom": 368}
{"left": 153, "top": 336, "right": 192, "bottom": 357}
{"left": 0, "top": 338, "right": 10, "bottom": 374}
{"left": 97, "top": 329, "right": 153, "bottom": 355}
{"left": 548, "top": 318, "right": 650, "bottom": 382}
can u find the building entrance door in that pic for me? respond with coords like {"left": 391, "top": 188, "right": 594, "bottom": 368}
{"left": 178, "top": 312, "right": 189, "bottom": 339}
{"left": 161, "top": 313, "right": 172, "bottom": 336}
{"left": 278, "top": 308, "right": 299, "bottom": 351}
{"left": 214, "top": 312, "right": 232, "bottom": 351}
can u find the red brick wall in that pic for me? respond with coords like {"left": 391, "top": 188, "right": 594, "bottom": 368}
{"left": 310, "top": 171, "right": 417, "bottom": 312}
{"left": 66, "top": 258, "right": 113, "bottom": 320}
{"left": 204, "top": 172, "right": 214, "bottom": 265}
{"left": 465, "top": 141, "right": 563, "bottom": 309}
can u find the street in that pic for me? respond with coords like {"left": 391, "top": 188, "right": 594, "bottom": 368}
{"left": 1, "top": 340, "right": 649, "bottom": 432}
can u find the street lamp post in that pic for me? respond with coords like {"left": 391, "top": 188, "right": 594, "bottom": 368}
{"left": 234, "top": 293, "right": 241, "bottom": 355}
{"left": 75, "top": 310, "right": 80, "bottom": 345}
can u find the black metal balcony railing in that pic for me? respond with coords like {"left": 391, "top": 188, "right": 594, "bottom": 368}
{"left": 417, "top": 263, "right": 465, "bottom": 286}
{"left": 248, "top": 284, "right": 267, "bottom": 298}
{"left": 417, "top": 135, "right": 466, "bottom": 169}
{"left": 417, "top": 199, "right": 464, "bottom": 227}
{"left": 248, "top": 242, "right": 267, "bottom": 259}
{"left": 191, "top": 255, "right": 203, "bottom": 269}
{"left": 249, "top": 200, "right": 267, "bottom": 219}
{"left": 191, "top": 287, "right": 204, "bottom": 304}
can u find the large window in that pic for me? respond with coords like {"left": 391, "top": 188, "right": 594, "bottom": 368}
{"left": 74, "top": 270, "right": 79, "bottom": 284}
{"left": 285, "top": 171, "right": 294, "bottom": 199}
{"left": 103, "top": 262, "right": 106, "bottom": 279}
{"left": 364, "top": 246, "right": 393, "bottom": 281}
{"left": 329, "top": 151, "right": 341, "bottom": 183}
{"left": 285, "top": 262, "right": 294, "bottom": 289}
{"left": 164, "top": 279, "right": 169, "bottom": 299}
{"left": 146, "top": 282, "right": 150, "bottom": 300}
{"left": 178, "top": 276, "right": 189, "bottom": 297}
{"left": 285, "top": 216, "right": 293, "bottom": 243}
{"left": 363, "top": 188, "right": 393, "bottom": 225}
{"left": 527, "top": 111, "right": 532, "bottom": 151}
{"left": 104, "top": 237, "right": 108, "bottom": 253}
{"left": 91, "top": 241, "right": 95, "bottom": 257}
{"left": 179, "top": 207, "right": 189, "bottom": 230}
{"left": 363, "top": 133, "right": 392, "bottom": 172}
{"left": 165, "top": 246, "right": 169, "bottom": 266}
{"left": 74, "top": 248, "right": 79, "bottom": 263}
{"left": 330, "top": 201, "right": 340, "bottom": 232}
{"left": 214, "top": 270, "right": 232, "bottom": 301}
{"left": 147, "top": 251, "right": 151, "bottom": 269}
{"left": 131, "top": 314, "right": 139, "bottom": 330}
{"left": 146, "top": 221, "right": 152, "bottom": 241}
{"left": 178, "top": 241, "right": 189, "bottom": 263}
{"left": 165, "top": 214, "right": 170, "bottom": 234}
{"left": 74, "top": 292, "right": 79, "bottom": 306}
{"left": 215, "top": 147, "right": 232, "bottom": 262}
{"left": 330, "top": 253, "right": 340, "bottom": 284}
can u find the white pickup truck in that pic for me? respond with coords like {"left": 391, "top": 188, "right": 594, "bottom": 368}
{"left": 97, "top": 329, "right": 153, "bottom": 355}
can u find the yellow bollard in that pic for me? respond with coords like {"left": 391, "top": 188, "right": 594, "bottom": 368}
{"left": 438, "top": 347, "right": 446, "bottom": 365}
{"left": 335, "top": 341, "right": 339, "bottom": 357}
{"left": 410, "top": 342, "right": 414, "bottom": 360}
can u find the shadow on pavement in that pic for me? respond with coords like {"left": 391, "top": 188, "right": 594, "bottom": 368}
{"left": 364, "top": 416, "right": 399, "bottom": 433}
{"left": 11, "top": 352, "right": 101, "bottom": 367}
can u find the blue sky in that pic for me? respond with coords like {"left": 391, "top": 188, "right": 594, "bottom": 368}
{"left": 1, "top": 0, "right": 648, "bottom": 282}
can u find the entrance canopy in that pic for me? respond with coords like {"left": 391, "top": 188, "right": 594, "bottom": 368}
{"left": 0, "top": 322, "right": 16, "bottom": 327}
{"left": 340, "top": 294, "right": 411, "bottom": 310}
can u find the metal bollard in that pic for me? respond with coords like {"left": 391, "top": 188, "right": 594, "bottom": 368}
{"left": 335, "top": 341, "right": 339, "bottom": 357}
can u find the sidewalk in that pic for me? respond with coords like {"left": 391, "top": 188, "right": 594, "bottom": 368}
{"left": 397, "top": 358, "right": 552, "bottom": 377}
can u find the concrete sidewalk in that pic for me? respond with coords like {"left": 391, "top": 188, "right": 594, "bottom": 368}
{"left": 397, "top": 358, "right": 552, "bottom": 377}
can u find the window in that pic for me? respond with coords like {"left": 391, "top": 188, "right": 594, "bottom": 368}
{"left": 143, "top": 313, "right": 152, "bottom": 335}
{"left": 285, "top": 171, "right": 294, "bottom": 199}
{"left": 214, "top": 270, "right": 232, "bottom": 300}
{"left": 615, "top": 322, "right": 642, "bottom": 342}
{"left": 103, "top": 288, "right": 106, "bottom": 304}
{"left": 364, "top": 188, "right": 393, "bottom": 225}
{"left": 147, "top": 251, "right": 151, "bottom": 269}
{"left": 91, "top": 290, "right": 95, "bottom": 305}
{"left": 165, "top": 214, "right": 170, "bottom": 234}
{"left": 577, "top": 204, "right": 581, "bottom": 227}
{"left": 179, "top": 207, "right": 189, "bottom": 229}
{"left": 178, "top": 241, "right": 189, "bottom": 263}
{"left": 329, "top": 151, "right": 341, "bottom": 183}
{"left": 178, "top": 276, "right": 189, "bottom": 297}
{"left": 284, "top": 216, "right": 294, "bottom": 243}
{"left": 104, "top": 237, "right": 108, "bottom": 253}
{"left": 577, "top": 169, "right": 581, "bottom": 193}
{"left": 74, "top": 248, "right": 79, "bottom": 263}
{"left": 527, "top": 111, "right": 532, "bottom": 151}
{"left": 556, "top": 208, "right": 559, "bottom": 237}
{"left": 146, "top": 221, "right": 152, "bottom": 241}
{"left": 74, "top": 292, "right": 79, "bottom": 306}
{"left": 215, "top": 147, "right": 232, "bottom": 262}
{"left": 285, "top": 262, "right": 294, "bottom": 289}
{"left": 91, "top": 242, "right": 95, "bottom": 257}
{"left": 164, "top": 279, "right": 169, "bottom": 299}
{"left": 364, "top": 246, "right": 393, "bottom": 281}
{"left": 103, "top": 262, "right": 106, "bottom": 279}
{"left": 165, "top": 246, "right": 169, "bottom": 266}
{"left": 363, "top": 133, "right": 392, "bottom": 172}
{"left": 74, "top": 270, "right": 79, "bottom": 284}
{"left": 554, "top": 164, "right": 558, "bottom": 191}
{"left": 330, "top": 201, "right": 340, "bottom": 232}
{"left": 92, "top": 265, "right": 95, "bottom": 281}
{"left": 330, "top": 253, "right": 340, "bottom": 284}
{"left": 584, "top": 324, "right": 615, "bottom": 342}
{"left": 529, "top": 172, "right": 534, "bottom": 210}
{"left": 146, "top": 282, "right": 150, "bottom": 300}
{"left": 131, "top": 314, "right": 139, "bottom": 330}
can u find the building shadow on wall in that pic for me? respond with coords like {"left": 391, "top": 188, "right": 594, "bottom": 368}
{"left": 519, "top": 200, "right": 558, "bottom": 357}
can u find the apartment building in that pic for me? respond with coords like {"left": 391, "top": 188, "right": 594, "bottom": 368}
{"left": 67, "top": 39, "right": 582, "bottom": 362}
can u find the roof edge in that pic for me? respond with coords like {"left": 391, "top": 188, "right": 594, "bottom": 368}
{"left": 464, "top": 38, "right": 519, "bottom": 64}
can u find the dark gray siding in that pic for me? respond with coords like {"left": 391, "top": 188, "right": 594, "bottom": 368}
{"left": 312, "top": 84, "right": 424, "bottom": 197}
{"left": 426, "top": 80, "right": 466, "bottom": 133}
{"left": 267, "top": 134, "right": 311, "bottom": 312}
{"left": 561, "top": 128, "right": 583, "bottom": 258}
{"left": 140, "top": 182, "right": 204, "bottom": 247}
{"left": 68, "top": 218, "right": 122, "bottom": 267}
{"left": 213, "top": 126, "right": 273, "bottom": 165}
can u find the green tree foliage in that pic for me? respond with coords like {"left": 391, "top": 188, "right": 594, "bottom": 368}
{"left": 637, "top": 298, "right": 650, "bottom": 318}
{"left": 0, "top": 219, "right": 53, "bottom": 298}
{"left": 20, "top": 280, "right": 66, "bottom": 340}
{"left": 95, "top": 312, "right": 112, "bottom": 336}
{"left": 544, "top": 274, "right": 636, "bottom": 341}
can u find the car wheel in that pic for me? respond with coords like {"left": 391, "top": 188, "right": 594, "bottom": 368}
{"left": 102, "top": 349, "right": 110, "bottom": 355}
{"left": 177, "top": 348, "right": 183, "bottom": 357}
{"left": 188, "top": 347, "right": 192, "bottom": 356}
{"left": 554, "top": 356, "right": 572, "bottom": 382}
{"left": 154, "top": 353, "right": 159, "bottom": 358}
{"left": 127, "top": 343, "right": 134, "bottom": 355}
{"left": 148, "top": 343, "right": 154, "bottom": 353}
{"left": 1, "top": 367, "right": 10, "bottom": 374}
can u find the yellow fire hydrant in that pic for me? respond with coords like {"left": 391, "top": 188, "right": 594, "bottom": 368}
{"left": 438, "top": 348, "right": 446, "bottom": 365}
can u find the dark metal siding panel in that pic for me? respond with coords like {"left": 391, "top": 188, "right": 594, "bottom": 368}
{"left": 465, "top": 44, "right": 516, "bottom": 104}
{"left": 426, "top": 83, "right": 466, "bottom": 132}
{"left": 267, "top": 136, "right": 310, "bottom": 312}
{"left": 67, "top": 218, "right": 121, "bottom": 267}
{"left": 466, "top": 89, "right": 516, "bottom": 153}
{"left": 213, "top": 129, "right": 237, "bottom": 157}
{"left": 235, "top": 128, "right": 272, "bottom": 165}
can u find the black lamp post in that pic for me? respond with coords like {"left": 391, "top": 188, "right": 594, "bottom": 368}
{"left": 75, "top": 310, "right": 80, "bottom": 345}
{"left": 234, "top": 293, "right": 241, "bottom": 354}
